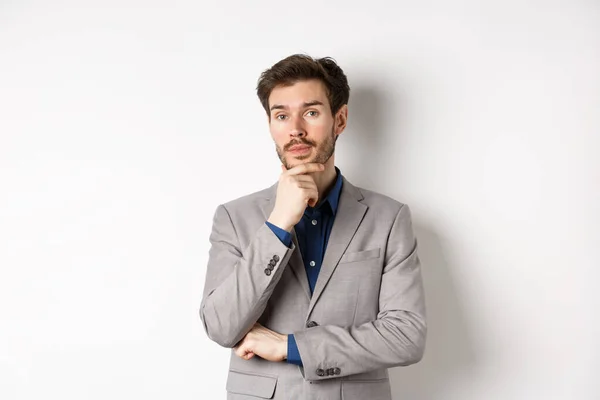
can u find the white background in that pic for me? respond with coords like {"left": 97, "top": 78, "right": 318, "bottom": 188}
{"left": 1, "top": 1, "right": 598, "bottom": 399}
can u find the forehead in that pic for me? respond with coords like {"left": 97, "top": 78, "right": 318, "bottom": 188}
{"left": 268, "top": 79, "right": 329, "bottom": 110}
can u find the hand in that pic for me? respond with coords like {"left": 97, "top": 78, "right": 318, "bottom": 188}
{"left": 233, "top": 323, "right": 288, "bottom": 362}
{"left": 267, "top": 163, "right": 324, "bottom": 232}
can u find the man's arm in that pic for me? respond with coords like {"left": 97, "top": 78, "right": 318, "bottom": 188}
{"left": 199, "top": 204, "right": 296, "bottom": 348}
{"left": 266, "top": 222, "right": 304, "bottom": 366}
{"left": 201, "top": 163, "right": 324, "bottom": 350}
{"left": 293, "top": 204, "right": 427, "bottom": 380}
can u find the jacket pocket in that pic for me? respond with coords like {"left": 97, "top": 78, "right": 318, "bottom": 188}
{"left": 339, "top": 247, "right": 381, "bottom": 263}
{"left": 226, "top": 369, "right": 278, "bottom": 399}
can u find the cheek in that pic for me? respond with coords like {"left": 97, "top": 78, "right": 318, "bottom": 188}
{"left": 269, "top": 125, "right": 286, "bottom": 144}
{"left": 305, "top": 118, "right": 329, "bottom": 128}
{"left": 307, "top": 121, "right": 334, "bottom": 140}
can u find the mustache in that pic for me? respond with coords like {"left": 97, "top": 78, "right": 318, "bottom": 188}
{"left": 284, "top": 139, "right": 315, "bottom": 151}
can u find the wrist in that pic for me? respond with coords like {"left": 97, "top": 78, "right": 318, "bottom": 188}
{"left": 281, "top": 333, "right": 288, "bottom": 361}
{"left": 267, "top": 214, "right": 292, "bottom": 232}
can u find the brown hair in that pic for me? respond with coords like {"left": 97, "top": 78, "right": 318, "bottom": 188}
{"left": 256, "top": 54, "right": 350, "bottom": 117}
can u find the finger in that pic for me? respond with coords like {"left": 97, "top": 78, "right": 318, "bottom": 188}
{"left": 296, "top": 182, "right": 318, "bottom": 191}
{"left": 281, "top": 164, "right": 286, "bottom": 173}
{"left": 285, "top": 163, "right": 324, "bottom": 176}
{"left": 234, "top": 346, "right": 244, "bottom": 358}
{"left": 294, "top": 174, "right": 317, "bottom": 183}
{"left": 234, "top": 342, "right": 248, "bottom": 358}
{"left": 305, "top": 190, "right": 319, "bottom": 207}
{"left": 244, "top": 352, "right": 255, "bottom": 360}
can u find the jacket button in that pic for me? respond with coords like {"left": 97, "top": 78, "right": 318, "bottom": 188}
{"left": 306, "top": 320, "right": 319, "bottom": 328}
{"left": 273, "top": 254, "right": 280, "bottom": 262}
{"left": 327, "top": 368, "right": 334, "bottom": 376}
{"left": 333, "top": 367, "right": 341, "bottom": 375}
{"left": 264, "top": 268, "right": 271, "bottom": 276}
{"left": 269, "top": 259, "right": 277, "bottom": 266}
{"left": 316, "top": 368, "right": 325, "bottom": 376}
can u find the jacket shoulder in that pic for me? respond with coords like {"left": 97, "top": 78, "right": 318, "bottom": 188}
{"left": 354, "top": 185, "right": 407, "bottom": 213}
{"left": 218, "top": 183, "right": 274, "bottom": 215}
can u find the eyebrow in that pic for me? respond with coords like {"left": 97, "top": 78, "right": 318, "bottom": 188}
{"left": 270, "top": 100, "right": 325, "bottom": 112}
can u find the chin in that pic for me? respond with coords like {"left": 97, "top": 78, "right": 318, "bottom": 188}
{"left": 294, "top": 159, "right": 315, "bottom": 167}
{"left": 285, "top": 156, "right": 312, "bottom": 168}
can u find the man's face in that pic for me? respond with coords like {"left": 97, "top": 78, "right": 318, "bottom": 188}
{"left": 268, "top": 79, "right": 343, "bottom": 170}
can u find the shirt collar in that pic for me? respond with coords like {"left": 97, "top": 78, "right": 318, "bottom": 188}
{"left": 306, "top": 166, "right": 343, "bottom": 216}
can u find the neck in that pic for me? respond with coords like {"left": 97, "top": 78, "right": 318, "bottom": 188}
{"left": 311, "top": 156, "right": 337, "bottom": 200}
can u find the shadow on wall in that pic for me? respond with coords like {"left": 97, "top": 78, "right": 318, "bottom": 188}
{"left": 390, "top": 223, "right": 478, "bottom": 399}
{"left": 346, "top": 85, "right": 479, "bottom": 399}
{"left": 340, "top": 85, "right": 389, "bottom": 186}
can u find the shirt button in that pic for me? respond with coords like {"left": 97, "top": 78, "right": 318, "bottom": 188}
{"left": 309, "top": 261, "right": 316, "bottom": 267}
{"left": 311, "top": 219, "right": 317, "bottom": 225}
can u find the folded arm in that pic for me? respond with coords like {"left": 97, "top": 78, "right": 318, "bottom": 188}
{"left": 199, "top": 204, "right": 295, "bottom": 348}
{"left": 293, "top": 204, "right": 427, "bottom": 380}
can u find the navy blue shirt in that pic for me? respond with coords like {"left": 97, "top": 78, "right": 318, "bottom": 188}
{"left": 265, "top": 166, "right": 343, "bottom": 366}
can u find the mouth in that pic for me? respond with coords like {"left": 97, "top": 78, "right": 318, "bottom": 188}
{"left": 287, "top": 145, "right": 312, "bottom": 155}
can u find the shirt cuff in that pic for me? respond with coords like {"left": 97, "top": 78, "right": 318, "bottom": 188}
{"left": 265, "top": 221, "right": 292, "bottom": 248}
{"left": 286, "top": 334, "right": 303, "bottom": 366}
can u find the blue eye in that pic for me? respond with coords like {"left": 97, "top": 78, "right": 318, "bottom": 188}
{"left": 306, "top": 111, "right": 318, "bottom": 117}
{"left": 276, "top": 115, "right": 287, "bottom": 120}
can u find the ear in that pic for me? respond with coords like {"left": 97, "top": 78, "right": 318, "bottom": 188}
{"left": 334, "top": 104, "right": 348, "bottom": 136}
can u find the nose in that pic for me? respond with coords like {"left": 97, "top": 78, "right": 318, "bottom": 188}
{"left": 289, "top": 115, "right": 306, "bottom": 138}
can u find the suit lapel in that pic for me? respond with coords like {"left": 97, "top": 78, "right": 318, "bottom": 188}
{"left": 307, "top": 176, "right": 367, "bottom": 316}
{"left": 290, "top": 229, "right": 311, "bottom": 301}
{"left": 260, "top": 175, "right": 368, "bottom": 313}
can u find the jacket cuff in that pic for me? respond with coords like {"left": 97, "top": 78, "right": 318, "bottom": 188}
{"left": 265, "top": 221, "right": 292, "bottom": 248}
{"left": 293, "top": 329, "right": 342, "bottom": 381}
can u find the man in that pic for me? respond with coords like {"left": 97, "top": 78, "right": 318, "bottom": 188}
{"left": 200, "top": 54, "right": 426, "bottom": 400}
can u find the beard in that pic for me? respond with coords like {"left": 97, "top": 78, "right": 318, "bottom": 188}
{"left": 276, "top": 127, "right": 337, "bottom": 170}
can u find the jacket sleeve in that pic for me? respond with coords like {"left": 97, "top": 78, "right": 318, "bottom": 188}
{"left": 292, "top": 204, "right": 427, "bottom": 380}
{"left": 199, "top": 204, "right": 296, "bottom": 348}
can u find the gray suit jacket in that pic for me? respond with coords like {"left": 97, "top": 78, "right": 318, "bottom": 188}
{"left": 200, "top": 174, "right": 427, "bottom": 400}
